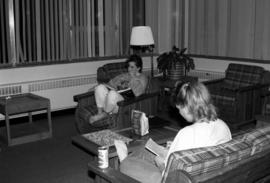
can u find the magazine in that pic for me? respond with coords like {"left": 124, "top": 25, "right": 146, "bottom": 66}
{"left": 145, "top": 138, "right": 167, "bottom": 158}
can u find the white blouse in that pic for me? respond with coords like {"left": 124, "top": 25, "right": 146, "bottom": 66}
{"left": 165, "top": 118, "right": 232, "bottom": 165}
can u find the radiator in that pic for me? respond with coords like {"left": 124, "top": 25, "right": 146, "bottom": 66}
{"left": 0, "top": 75, "right": 97, "bottom": 113}
{"left": 0, "top": 85, "right": 22, "bottom": 96}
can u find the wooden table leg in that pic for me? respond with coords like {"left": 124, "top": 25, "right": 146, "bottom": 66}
{"left": 47, "top": 106, "right": 52, "bottom": 137}
{"left": 5, "top": 113, "right": 11, "bottom": 146}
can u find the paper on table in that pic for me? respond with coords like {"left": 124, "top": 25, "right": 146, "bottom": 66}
{"left": 145, "top": 138, "right": 166, "bottom": 158}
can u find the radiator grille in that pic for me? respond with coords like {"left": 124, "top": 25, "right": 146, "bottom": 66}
{"left": 0, "top": 85, "right": 22, "bottom": 96}
{"left": 29, "top": 75, "right": 97, "bottom": 92}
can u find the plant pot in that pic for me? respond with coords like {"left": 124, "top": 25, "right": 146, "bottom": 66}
{"left": 167, "top": 62, "right": 185, "bottom": 80}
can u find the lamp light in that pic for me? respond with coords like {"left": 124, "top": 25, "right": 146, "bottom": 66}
{"left": 130, "top": 26, "right": 155, "bottom": 77}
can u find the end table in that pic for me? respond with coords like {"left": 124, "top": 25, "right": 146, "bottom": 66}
{"left": 0, "top": 93, "right": 52, "bottom": 146}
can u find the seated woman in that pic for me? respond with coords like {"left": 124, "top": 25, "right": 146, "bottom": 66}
{"left": 114, "top": 81, "right": 232, "bottom": 183}
{"left": 90, "top": 54, "right": 148, "bottom": 123}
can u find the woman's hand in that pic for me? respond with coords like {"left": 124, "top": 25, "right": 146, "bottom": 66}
{"left": 155, "top": 155, "right": 165, "bottom": 172}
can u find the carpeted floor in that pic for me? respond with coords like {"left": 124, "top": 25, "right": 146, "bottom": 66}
{"left": 0, "top": 110, "right": 94, "bottom": 183}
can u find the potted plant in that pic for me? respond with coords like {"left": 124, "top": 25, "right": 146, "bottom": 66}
{"left": 157, "top": 46, "right": 195, "bottom": 80}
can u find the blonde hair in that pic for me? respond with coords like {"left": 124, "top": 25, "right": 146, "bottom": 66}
{"left": 173, "top": 81, "right": 217, "bottom": 122}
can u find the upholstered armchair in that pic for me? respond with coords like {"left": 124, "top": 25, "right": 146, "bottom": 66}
{"left": 73, "top": 61, "right": 159, "bottom": 134}
{"left": 204, "top": 63, "right": 268, "bottom": 130}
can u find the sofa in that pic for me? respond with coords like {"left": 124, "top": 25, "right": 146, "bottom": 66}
{"left": 88, "top": 124, "right": 270, "bottom": 183}
{"left": 73, "top": 61, "right": 160, "bottom": 134}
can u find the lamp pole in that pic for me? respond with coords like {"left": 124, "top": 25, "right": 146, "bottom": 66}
{"left": 149, "top": 46, "right": 154, "bottom": 77}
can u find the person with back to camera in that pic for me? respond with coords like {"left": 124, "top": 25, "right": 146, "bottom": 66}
{"left": 90, "top": 54, "right": 148, "bottom": 123}
{"left": 114, "top": 81, "right": 232, "bottom": 183}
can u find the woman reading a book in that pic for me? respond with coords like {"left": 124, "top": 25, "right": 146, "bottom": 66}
{"left": 114, "top": 81, "right": 232, "bottom": 183}
{"left": 90, "top": 54, "right": 148, "bottom": 123}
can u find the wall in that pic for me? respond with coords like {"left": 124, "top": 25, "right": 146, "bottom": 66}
{"left": 0, "top": 57, "right": 153, "bottom": 119}
{"left": 193, "top": 57, "right": 270, "bottom": 73}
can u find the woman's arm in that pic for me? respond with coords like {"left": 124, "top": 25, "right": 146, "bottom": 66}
{"left": 129, "top": 74, "right": 148, "bottom": 96}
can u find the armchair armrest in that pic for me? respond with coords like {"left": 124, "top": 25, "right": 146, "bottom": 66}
{"left": 229, "top": 83, "right": 268, "bottom": 93}
{"left": 73, "top": 90, "right": 94, "bottom": 102}
{"left": 203, "top": 78, "right": 225, "bottom": 85}
{"left": 117, "top": 92, "right": 160, "bottom": 106}
{"left": 88, "top": 160, "right": 140, "bottom": 183}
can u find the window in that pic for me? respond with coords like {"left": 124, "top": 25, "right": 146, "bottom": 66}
{"left": 188, "top": 0, "right": 270, "bottom": 60}
{"left": 0, "top": 0, "right": 185, "bottom": 66}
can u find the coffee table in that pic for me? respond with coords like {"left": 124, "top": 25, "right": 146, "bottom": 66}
{"left": 72, "top": 126, "right": 178, "bottom": 168}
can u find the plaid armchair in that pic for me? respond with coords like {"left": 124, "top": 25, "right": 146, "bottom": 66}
{"left": 73, "top": 61, "right": 159, "bottom": 134}
{"left": 205, "top": 63, "right": 268, "bottom": 129}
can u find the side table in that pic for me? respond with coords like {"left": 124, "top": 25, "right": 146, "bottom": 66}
{"left": 0, "top": 93, "right": 52, "bottom": 146}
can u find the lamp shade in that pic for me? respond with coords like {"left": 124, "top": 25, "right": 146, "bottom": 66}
{"left": 130, "top": 26, "right": 154, "bottom": 46}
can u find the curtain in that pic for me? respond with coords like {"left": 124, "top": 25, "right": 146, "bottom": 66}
{"left": 189, "top": 0, "right": 270, "bottom": 60}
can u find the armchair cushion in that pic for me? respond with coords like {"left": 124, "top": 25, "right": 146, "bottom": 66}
{"left": 240, "top": 125, "right": 270, "bottom": 155}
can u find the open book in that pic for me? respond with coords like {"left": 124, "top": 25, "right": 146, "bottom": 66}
{"left": 145, "top": 138, "right": 167, "bottom": 158}
{"left": 104, "top": 83, "right": 135, "bottom": 99}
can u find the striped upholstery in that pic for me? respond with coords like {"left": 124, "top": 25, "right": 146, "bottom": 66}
{"left": 240, "top": 125, "right": 270, "bottom": 155}
{"left": 223, "top": 63, "right": 264, "bottom": 90}
{"left": 162, "top": 125, "right": 270, "bottom": 182}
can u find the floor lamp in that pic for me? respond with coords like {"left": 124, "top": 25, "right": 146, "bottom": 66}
{"left": 130, "top": 26, "right": 155, "bottom": 77}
